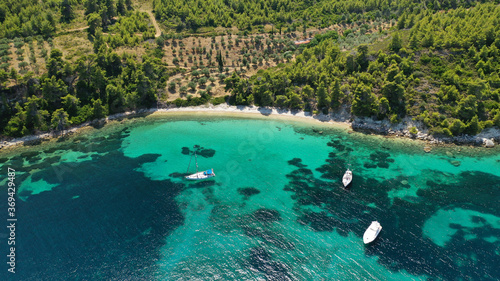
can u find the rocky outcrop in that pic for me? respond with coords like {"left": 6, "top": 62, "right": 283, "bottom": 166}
{"left": 351, "top": 116, "right": 499, "bottom": 147}
{"left": 352, "top": 120, "right": 390, "bottom": 135}
{"left": 484, "top": 139, "right": 495, "bottom": 148}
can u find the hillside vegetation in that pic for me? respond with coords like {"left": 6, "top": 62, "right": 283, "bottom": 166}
{"left": 152, "top": 0, "right": 479, "bottom": 32}
{"left": 0, "top": 0, "right": 499, "bottom": 139}
{"left": 0, "top": 0, "right": 61, "bottom": 38}
{"left": 224, "top": 3, "right": 500, "bottom": 136}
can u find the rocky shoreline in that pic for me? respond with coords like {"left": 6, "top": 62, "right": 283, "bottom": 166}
{"left": 351, "top": 117, "right": 499, "bottom": 148}
{"left": 0, "top": 104, "right": 498, "bottom": 151}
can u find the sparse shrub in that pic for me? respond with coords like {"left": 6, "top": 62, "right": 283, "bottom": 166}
{"left": 168, "top": 82, "right": 176, "bottom": 91}
{"left": 409, "top": 127, "right": 418, "bottom": 135}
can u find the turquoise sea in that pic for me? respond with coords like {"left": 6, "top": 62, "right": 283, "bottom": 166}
{"left": 0, "top": 114, "right": 499, "bottom": 280}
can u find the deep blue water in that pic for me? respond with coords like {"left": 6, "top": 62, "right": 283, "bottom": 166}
{"left": 0, "top": 114, "right": 499, "bottom": 280}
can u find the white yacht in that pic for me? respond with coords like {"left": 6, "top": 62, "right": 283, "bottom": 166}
{"left": 363, "top": 221, "right": 382, "bottom": 244}
{"left": 342, "top": 168, "right": 352, "bottom": 187}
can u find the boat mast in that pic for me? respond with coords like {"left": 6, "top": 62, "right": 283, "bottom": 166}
{"left": 187, "top": 152, "right": 193, "bottom": 173}
{"left": 186, "top": 146, "right": 199, "bottom": 173}
{"left": 194, "top": 150, "right": 198, "bottom": 172}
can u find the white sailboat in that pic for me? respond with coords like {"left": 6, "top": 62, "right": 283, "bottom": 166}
{"left": 185, "top": 168, "right": 215, "bottom": 180}
{"left": 363, "top": 221, "right": 382, "bottom": 244}
{"left": 342, "top": 168, "right": 352, "bottom": 187}
{"left": 185, "top": 147, "right": 215, "bottom": 180}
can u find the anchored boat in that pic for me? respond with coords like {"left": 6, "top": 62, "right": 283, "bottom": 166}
{"left": 342, "top": 168, "right": 352, "bottom": 187}
{"left": 363, "top": 221, "right": 382, "bottom": 244}
{"left": 185, "top": 147, "right": 215, "bottom": 180}
{"left": 186, "top": 168, "right": 215, "bottom": 180}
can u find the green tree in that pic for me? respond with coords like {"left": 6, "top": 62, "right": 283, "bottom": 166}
{"left": 168, "top": 82, "right": 176, "bottom": 91}
{"left": 75, "top": 55, "right": 107, "bottom": 103}
{"left": 389, "top": 33, "right": 402, "bottom": 53}
{"left": 378, "top": 97, "right": 391, "bottom": 119}
{"left": 449, "top": 119, "right": 466, "bottom": 135}
{"left": 288, "top": 92, "right": 303, "bottom": 109}
{"left": 260, "top": 90, "right": 274, "bottom": 106}
{"left": 316, "top": 83, "right": 330, "bottom": 110}
{"left": 457, "top": 95, "right": 477, "bottom": 122}
{"left": 409, "top": 126, "right": 418, "bottom": 135}
{"left": 381, "top": 81, "right": 405, "bottom": 115}
{"left": 51, "top": 108, "right": 70, "bottom": 132}
{"left": 216, "top": 50, "right": 224, "bottom": 72}
{"left": 275, "top": 95, "right": 289, "bottom": 108}
{"left": 117, "top": 0, "right": 126, "bottom": 15}
{"left": 356, "top": 45, "right": 369, "bottom": 71}
{"left": 41, "top": 76, "right": 68, "bottom": 107}
{"left": 61, "top": 0, "right": 74, "bottom": 22}
{"left": 422, "top": 33, "right": 434, "bottom": 48}
{"left": 87, "top": 13, "right": 102, "bottom": 36}
{"left": 91, "top": 98, "right": 107, "bottom": 119}
{"left": 4, "top": 103, "right": 28, "bottom": 137}
{"left": 93, "top": 29, "right": 106, "bottom": 53}
{"left": 465, "top": 115, "right": 481, "bottom": 135}
{"left": 9, "top": 68, "right": 18, "bottom": 82}
{"left": 46, "top": 49, "right": 64, "bottom": 78}
{"left": 224, "top": 72, "right": 241, "bottom": 91}
{"left": 0, "top": 69, "right": 8, "bottom": 86}
{"left": 125, "top": 0, "right": 132, "bottom": 10}
{"left": 438, "top": 85, "right": 459, "bottom": 103}
{"left": 330, "top": 79, "right": 342, "bottom": 109}
{"left": 61, "top": 94, "right": 80, "bottom": 117}
{"left": 409, "top": 34, "right": 419, "bottom": 50}
{"left": 198, "top": 77, "right": 207, "bottom": 86}
{"left": 301, "top": 85, "right": 314, "bottom": 99}
{"left": 25, "top": 95, "right": 49, "bottom": 132}
{"left": 345, "top": 54, "right": 356, "bottom": 74}
{"left": 201, "top": 68, "right": 210, "bottom": 77}
{"left": 351, "top": 83, "right": 378, "bottom": 117}
{"left": 397, "top": 14, "right": 407, "bottom": 30}
{"left": 188, "top": 81, "right": 197, "bottom": 90}
{"left": 493, "top": 111, "right": 500, "bottom": 127}
{"left": 386, "top": 63, "right": 402, "bottom": 82}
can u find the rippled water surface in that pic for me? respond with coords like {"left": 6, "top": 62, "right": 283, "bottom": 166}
{"left": 1, "top": 115, "right": 499, "bottom": 280}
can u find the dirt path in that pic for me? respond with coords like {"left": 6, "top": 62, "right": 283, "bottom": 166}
{"left": 144, "top": 10, "right": 161, "bottom": 38}
{"left": 58, "top": 26, "right": 88, "bottom": 34}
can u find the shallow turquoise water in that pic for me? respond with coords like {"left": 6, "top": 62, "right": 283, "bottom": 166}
{"left": 0, "top": 115, "right": 499, "bottom": 280}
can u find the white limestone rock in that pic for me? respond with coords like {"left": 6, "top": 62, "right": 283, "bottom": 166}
{"left": 484, "top": 139, "right": 495, "bottom": 148}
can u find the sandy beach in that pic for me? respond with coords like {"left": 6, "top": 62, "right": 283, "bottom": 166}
{"left": 150, "top": 104, "right": 353, "bottom": 130}
{"left": 0, "top": 105, "right": 352, "bottom": 150}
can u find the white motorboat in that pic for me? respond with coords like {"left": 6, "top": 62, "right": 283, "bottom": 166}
{"left": 186, "top": 168, "right": 215, "bottom": 180}
{"left": 363, "top": 221, "right": 382, "bottom": 244}
{"left": 342, "top": 168, "right": 352, "bottom": 187}
{"left": 185, "top": 147, "right": 215, "bottom": 181}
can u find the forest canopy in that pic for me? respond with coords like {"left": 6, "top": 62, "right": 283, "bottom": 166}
{"left": 0, "top": 0, "right": 60, "bottom": 38}
{"left": 223, "top": 3, "right": 500, "bottom": 136}
{"left": 1, "top": 0, "right": 500, "bottom": 139}
{"left": 152, "top": 0, "right": 486, "bottom": 31}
